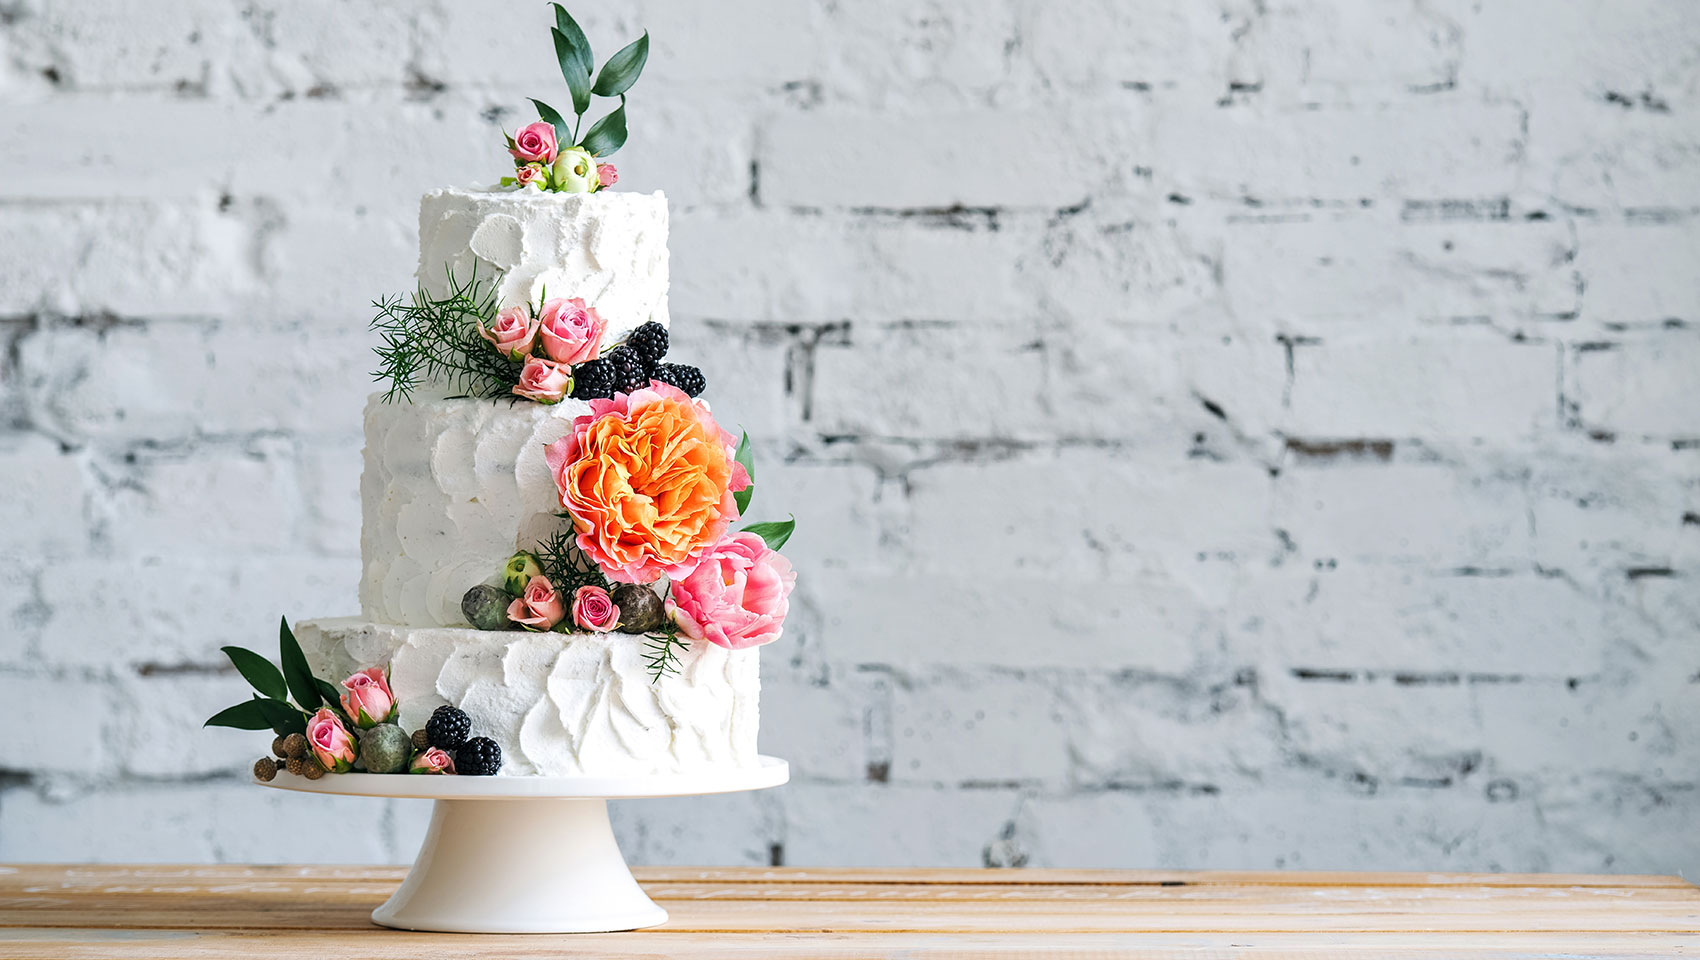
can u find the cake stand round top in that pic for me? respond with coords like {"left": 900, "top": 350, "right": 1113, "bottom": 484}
{"left": 256, "top": 755, "right": 788, "bottom": 799}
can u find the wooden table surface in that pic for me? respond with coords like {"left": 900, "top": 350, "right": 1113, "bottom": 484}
{"left": 0, "top": 863, "right": 1694, "bottom": 958}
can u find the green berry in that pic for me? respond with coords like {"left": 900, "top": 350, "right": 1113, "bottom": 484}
{"left": 358, "top": 724, "right": 411, "bottom": 774}
{"left": 461, "top": 584, "right": 514, "bottom": 631}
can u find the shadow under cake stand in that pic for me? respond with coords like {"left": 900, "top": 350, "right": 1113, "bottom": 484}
{"left": 258, "top": 756, "right": 789, "bottom": 933}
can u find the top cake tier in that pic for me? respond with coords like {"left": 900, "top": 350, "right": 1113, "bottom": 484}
{"left": 417, "top": 187, "right": 670, "bottom": 347}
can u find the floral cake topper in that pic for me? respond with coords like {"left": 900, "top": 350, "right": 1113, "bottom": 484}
{"left": 499, "top": 3, "right": 647, "bottom": 194}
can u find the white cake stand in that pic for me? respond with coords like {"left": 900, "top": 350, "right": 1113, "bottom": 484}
{"left": 258, "top": 756, "right": 788, "bottom": 933}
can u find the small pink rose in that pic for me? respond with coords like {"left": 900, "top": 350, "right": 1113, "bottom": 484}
{"left": 536, "top": 297, "right": 606, "bottom": 365}
{"left": 509, "top": 121, "right": 559, "bottom": 164}
{"left": 409, "top": 746, "right": 457, "bottom": 775}
{"left": 571, "top": 585, "right": 621, "bottom": 633}
{"left": 515, "top": 162, "right": 550, "bottom": 190}
{"left": 596, "top": 163, "right": 618, "bottom": 189}
{"left": 478, "top": 304, "right": 539, "bottom": 360}
{"left": 507, "top": 575, "right": 565, "bottom": 631}
{"left": 306, "top": 708, "right": 358, "bottom": 773}
{"left": 339, "top": 667, "right": 395, "bottom": 729}
{"left": 666, "top": 532, "right": 796, "bottom": 650}
{"left": 512, "top": 356, "right": 572, "bottom": 403}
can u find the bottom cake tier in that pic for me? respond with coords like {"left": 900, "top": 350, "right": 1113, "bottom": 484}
{"left": 296, "top": 618, "right": 760, "bottom": 777}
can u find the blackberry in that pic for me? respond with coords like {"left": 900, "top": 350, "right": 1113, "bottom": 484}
{"left": 457, "top": 737, "right": 502, "bottom": 776}
{"left": 570, "top": 358, "right": 617, "bottom": 400}
{"left": 425, "top": 705, "right": 471, "bottom": 751}
{"left": 650, "top": 363, "right": 706, "bottom": 397}
{"left": 625, "top": 321, "right": 669, "bottom": 364}
{"left": 605, "top": 345, "right": 650, "bottom": 394}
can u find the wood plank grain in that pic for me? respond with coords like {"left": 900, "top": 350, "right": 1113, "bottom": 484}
{"left": 0, "top": 864, "right": 1692, "bottom": 959}
{"left": 0, "top": 928, "right": 1695, "bottom": 960}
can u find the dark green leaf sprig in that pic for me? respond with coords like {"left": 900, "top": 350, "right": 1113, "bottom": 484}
{"left": 205, "top": 618, "right": 348, "bottom": 736}
{"left": 371, "top": 266, "right": 520, "bottom": 403}
{"left": 642, "top": 623, "right": 687, "bottom": 683}
{"left": 536, "top": 528, "right": 613, "bottom": 604}
{"left": 532, "top": 3, "right": 648, "bottom": 159}
{"left": 732, "top": 431, "right": 795, "bottom": 550}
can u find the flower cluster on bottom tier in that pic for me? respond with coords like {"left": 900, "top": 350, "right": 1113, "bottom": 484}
{"left": 295, "top": 618, "right": 760, "bottom": 777}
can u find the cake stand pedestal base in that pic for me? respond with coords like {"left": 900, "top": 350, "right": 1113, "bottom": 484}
{"left": 373, "top": 797, "right": 664, "bottom": 934}
{"left": 257, "top": 756, "right": 789, "bottom": 934}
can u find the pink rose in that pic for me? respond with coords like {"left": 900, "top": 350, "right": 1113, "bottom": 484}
{"left": 537, "top": 297, "right": 606, "bottom": 364}
{"left": 515, "top": 162, "right": 550, "bottom": 190}
{"left": 572, "top": 585, "right": 620, "bottom": 633}
{"left": 512, "top": 356, "right": 572, "bottom": 403}
{"left": 409, "top": 746, "right": 456, "bottom": 775}
{"left": 509, "top": 121, "right": 559, "bottom": 164}
{"left": 507, "top": 575, "right": 565, "bottom": 631}
{"left": 478, "top": 304, "right": 539, "bottom": 360}
{"left": 596, "top": 163, "right": 618, "bottom": 189}
{"left": 666, "top": 532, "right": 796, "bottom": 650}
{"left": 306, "top": 708, "right": 357, "bottom": 773}
{"left": 339, "top": 667, "right": 395, "bottom": 729}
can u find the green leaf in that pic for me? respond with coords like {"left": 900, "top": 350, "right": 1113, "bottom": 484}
{"left": 314, "top": 677, "right": 342, "bottom": 708}
{"left": 578, "top": 100, "right": 627, "bottom": 158}
{"left": 221, "top": 646, "right": 286, "bottom": 701}
{"left": 550, "top": 10, "right": 593, "bottom": 117}
{"left": 252, "top": 697, "right": 308, "bottom": 737}
{"left": 204, "top": 700, "right": 273, "bottom": 730}
{"left": 277, "top": 616, "right": 321, "bottom": 711}
{"left": 591, "top": 32, "right": 648, "bottom": 97}
{"left": 529, "top": 98, "right": 571, "bottom": 148}
{"left": 733, "top": 431, "right": 754, "bottom": 514}
{"left": 742, "top": 517, "right": 795, "bottom": 551}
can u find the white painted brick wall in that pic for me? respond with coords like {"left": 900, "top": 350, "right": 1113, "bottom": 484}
{"left": 1, "top": 0, "right": 1695, "bottom": 878}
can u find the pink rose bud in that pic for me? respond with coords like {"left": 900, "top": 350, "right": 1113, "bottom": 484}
{"left": 596, "top": 163, "right": 618, "bottom": 189}
{"left": 536, "top": 297, "right": 606, "bottom": 365}
{"left": 512, "top": 356, "right": 572, "bottom": 403}
{"left": 515, "top": 162, "right": 550, "bottom": 190}
{"left": 666, "top": 532, "right": 796, "bottom": 650}
{"left": 479, "top": 304, "right": 539, "bottom": 360}
{"left": 306, "top": 708, "right": 358, "bottom": 773}
{"left": 339, "top": 666, "right": 396, "bottom": 729}
{"left": 509, "top": 121, "right": 559, "bottom": 164}
{"left": 409, "top": 746, "right": 457, "bottom": 775}
{"left": 507, "top": 575, "right": 565, "bottom": 631}
{"left": 571, "top": 585, "right": 621, "bottom": 633}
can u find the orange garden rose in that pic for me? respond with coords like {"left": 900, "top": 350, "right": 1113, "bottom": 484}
{"left": 544, "top": 382, "right": 750, "bottom": 583}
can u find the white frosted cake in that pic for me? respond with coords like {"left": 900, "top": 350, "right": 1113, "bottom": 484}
{"left": 210, "top": 6, "right": 795, "bottom": 785}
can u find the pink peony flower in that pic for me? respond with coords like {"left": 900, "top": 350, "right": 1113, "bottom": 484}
{"left": 596, "top": 163, "right": 619, "bottom": 189}
{"left": 666, "top": 532, "right": 796, "bottom": 650}
{"left": 572, "top": 585, "right": 620, "bottom": 633}
{"left": 339, "top": 667, "right": 395, "bottom": 729}
{"left": 509, "top": 121, "right": 559, "bottom": 164}
{"left": 512, "top": 356, "right": 572, "bottom": 403}
{"left": 544, "top": 382, "right": 751, "bottom": 583}
{"left": 409, "top": 746, "right": 456, "bottom": 775}
{"left": 479, "top": 304, "right": 539, "bottom": 360}
{"left": 306, "top": 708, "right": 358, "bottom": 773}
{"left": 515, "top": 162, "right": 550, "bottom": 190}
{"left": 536, "top": 297, "right": 606, "bottom": 364}
{"left": 507, "top": 575, "right": 565, "bottom": 631}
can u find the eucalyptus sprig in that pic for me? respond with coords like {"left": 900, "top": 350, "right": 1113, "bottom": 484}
{"left": 532, "top": 2, "right": 648, "bottom": 158}
{"left": 370, "top": 267, "right": 520, "bottom": 403}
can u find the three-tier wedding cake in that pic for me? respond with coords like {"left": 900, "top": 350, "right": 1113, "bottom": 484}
{"left": 208, "top": 8, "right": 796, "bottom": 781}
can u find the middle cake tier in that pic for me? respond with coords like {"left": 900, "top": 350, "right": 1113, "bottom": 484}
{"left": 360, "top": 393, "right": 595, "bottom": 627}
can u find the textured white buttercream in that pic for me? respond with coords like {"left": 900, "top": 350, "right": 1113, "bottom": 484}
{"left": 359, "top": 393, "right": 594, "bottom": 627}
{"left": 417, "top": 187, "right": 670, "bottom": 347}
{"left": 296, "top": 618, "right": 760, "bottom": 777}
